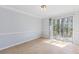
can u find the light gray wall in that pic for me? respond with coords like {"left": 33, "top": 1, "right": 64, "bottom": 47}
{"left": 42, "top": 18, "right": 49, "bottom": 38}
{"left": 0, "top": 7, "right": 42, "bottom": 49}
{"left": 73, "top": 13, "right": 79, "bottom": 45}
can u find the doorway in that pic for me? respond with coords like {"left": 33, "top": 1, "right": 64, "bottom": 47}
{"left": 49, "top": 16, "right": 73, "bottom": 42}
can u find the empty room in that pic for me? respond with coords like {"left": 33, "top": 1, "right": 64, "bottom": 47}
{"left": 0, "top": 5, "right": 79, "bottom": 54}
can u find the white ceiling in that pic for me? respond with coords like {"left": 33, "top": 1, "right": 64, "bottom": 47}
{"left": 1, "top": 5, "right": 79, "bottom": 18}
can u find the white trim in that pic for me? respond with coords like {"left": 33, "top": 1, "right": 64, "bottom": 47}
{"left": 0, "top": 35, "right": 41, "bottom": 51}
{"left": 0, "top": 31, "right": 32, "bottom": 36}
{"left": 0, "top": 6, "right": 41, "bottom": 19}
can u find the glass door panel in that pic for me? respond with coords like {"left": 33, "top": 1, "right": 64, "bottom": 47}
{"left": 51, "top": 16, "right": 73, "bottom": 42}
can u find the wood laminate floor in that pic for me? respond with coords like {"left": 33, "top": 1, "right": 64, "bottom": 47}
{"left": 0, "top": 38, "right": 79, "bottom": 54}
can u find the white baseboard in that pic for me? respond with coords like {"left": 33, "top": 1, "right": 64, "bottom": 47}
{"left": 0, "top": 35, "right": 41, "bottom": 51}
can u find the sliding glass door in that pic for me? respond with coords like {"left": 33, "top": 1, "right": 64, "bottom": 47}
{"left": 50, "top": 16, "right": 73, "bottom": 42}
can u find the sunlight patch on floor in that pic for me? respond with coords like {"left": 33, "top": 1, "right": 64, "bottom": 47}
{"left": 44, "top": 39, "right": 72, "bottom": 48}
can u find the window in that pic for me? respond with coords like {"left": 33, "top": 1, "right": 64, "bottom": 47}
{"left": 53, "top": 16, "right": 73, "bottom": 38}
